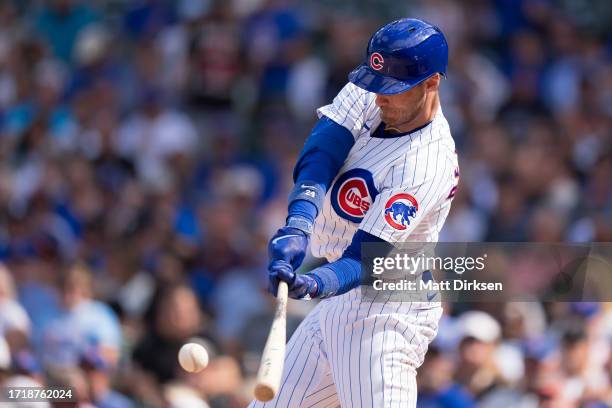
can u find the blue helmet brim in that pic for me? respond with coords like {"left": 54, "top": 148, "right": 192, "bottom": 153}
{"left": 348, "top": 64, "right": 434, "bottom": 95}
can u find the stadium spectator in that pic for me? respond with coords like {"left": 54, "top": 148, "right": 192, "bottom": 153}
{"left": 39, "top": 263, "right": 121, "bottom": 370}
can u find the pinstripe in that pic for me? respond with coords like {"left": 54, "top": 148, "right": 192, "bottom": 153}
{"left": 418, "top": 140, "right": 440, "bottom": 199}
{"left": 336, "top": 86, "right": 358, "bottom": 124}
{"left": 411, "top": 130, "right": 422, "bottom": 183}
{"left": 358, "top": 137, "right": 373, "bottom": 151}
{"left": 326, "top": 220, "right": 338, "bottom": 260}
{"left": 372, "top": 312, "right": 392, "bottom": 406}
{"left": 416, "top": 124, "right": 444, "bottom": 199}
{"left": 339, "top": 95, "right": 363, "bottom": 127}
{"left": 272, "top": 332, "right": 309, "bottom": 407}
{"left": 286, "top": 341, "right": 316, "bottom": 406}
{"left": 306, "top": 390, "right": 337, "bottom": 408}
{"left": 350, "top": 139, "right": 384, "bottom": 168}
{"left": 400, "top": 153, "right": 407, "bottom": 184}
{"left": 331, "top": 223, "right": 348, "bottom": 258}
{"left": 330, "top": 297, "right": 344, "bottom": 405}
{"left": 322, "top": 298, "right": 334, "bottom": 358}
{"left": 346, "top": 296, "right": 360, "bottom": 407}
{"left": 413, "top": 308, "right": 435, "bottom": 364}
{"left": 404, "top": 308, "right": 428, "bottom": 381}
{"left": 422, "top": 159, "right": 450, "bottom": 212}
{"left": 368, "top": 316, "right": 378, "bottom": 408}
{"left": 360, "top": 92, "right": 378, "bottom": 126}
{"left": 409, "top": 146, "right": 445, "bottom": 226}
{"left": 355, "top": 137, "right": 406, "bottom": 170}
{"left": 357, "top": 292, "right": 378, "bottom": 407}
{"left": 315, "top": 210, "right": 329, "bottom": 259}
{"left": 334, "top": 294, "right": 345, "bottom": 397}
{"left": 303, "top": 382, "right": 334, "bottom": 403}
{"left": 379, "top": 314, "right": 390, "bottom": 406}
{"left": 413, "top": 130, "right": 433, "bottom": 196}
{"left": 389, "top": 316, "right": 401, "bottom": 406}
{"left": 346, "top": 296, "right": 361, "bottom": 407}
{"left": 338, "top": 87, "right": 366, "bottom": 127}
{"left": 322, "top": 401, "right": 340, "bottom": 408}
{"left": 381, "top": 300, "right": 402, "bottom": 407}
{"left": 358, "top": 146, "right": 407, "bottom": 178}
{"left": 370, "top": 296, "right": 388, "bottom": 407}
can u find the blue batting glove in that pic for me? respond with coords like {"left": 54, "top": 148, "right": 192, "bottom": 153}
{"left": 268, "top": 260, "right": 318, "bottom": 299}
{"left": 268, "top": 226, "right": 309, "bottom": 271}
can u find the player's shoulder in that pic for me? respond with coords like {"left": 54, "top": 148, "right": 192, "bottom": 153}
{"left": 336, "top": 81, "right": 375, "bottom": 101}
{"left": 317, "top": 82, "right": 379, "bottom": 137}
{"left": 331, "top": 82, "right": 378, "bottom": 116}
{"left": 401, "top": 109, "right": 454, "bottom": 154}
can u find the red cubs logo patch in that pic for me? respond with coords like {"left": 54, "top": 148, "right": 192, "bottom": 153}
{"left": 369, "top": 52, "right": 384, "bottom": 71}
{"left": 331, "top": 169, "right": 379, "bottom": 223}
{"left": 384, "top": 193, "right": 419, "bottom": 230}
{"left": 339, "top": 178, "right": 371, "bottom": 216}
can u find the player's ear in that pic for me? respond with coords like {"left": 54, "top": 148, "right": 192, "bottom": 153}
{"left": 424, "top": 74, "right": 441, "bottom": 91}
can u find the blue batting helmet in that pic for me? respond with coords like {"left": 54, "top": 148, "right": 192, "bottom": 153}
{"left": 348, "top": 18, "right": 448, "bottom": 95}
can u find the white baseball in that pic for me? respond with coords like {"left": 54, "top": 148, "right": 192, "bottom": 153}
{"left": 178, "top": 342, "right": 209, "bottom": 373}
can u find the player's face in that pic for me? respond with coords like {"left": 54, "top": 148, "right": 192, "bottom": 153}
{"left": 375, "top": 75, "right": 439, "bottom": 129}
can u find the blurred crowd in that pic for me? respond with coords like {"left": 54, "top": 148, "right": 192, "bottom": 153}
{"left": 0, "top": 0, "right": 610, "bottom": 407}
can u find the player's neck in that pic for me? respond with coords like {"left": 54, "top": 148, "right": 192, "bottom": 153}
{"left": 387, "top": 93, "right": 440, "bottom": 134}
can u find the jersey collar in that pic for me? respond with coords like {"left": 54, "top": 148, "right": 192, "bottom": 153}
{"left": 370, "top": 120, "right": 432, "bottom": 139}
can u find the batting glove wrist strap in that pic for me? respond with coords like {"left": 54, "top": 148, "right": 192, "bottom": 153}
{"left": 293, "top": 274, "right": 319, "bottom": 300}
{"left": 308, "top": 267, "right": 340, "bottom": 299}
{"left": 288, "top": 182, "right": 325, "bottom": 215}
{"left": 286, "top": 215, "right": 314, "bottom": 235}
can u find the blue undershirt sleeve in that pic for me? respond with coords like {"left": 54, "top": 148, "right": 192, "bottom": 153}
{"left": 287, "top": 116, "right": 355, "bottom": 226}
{"left": 308, "top": 230, "right": 395, "bottom": 298}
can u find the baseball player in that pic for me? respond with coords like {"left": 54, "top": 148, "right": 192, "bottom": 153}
{"left": 251, "top": 18, "right": 459, "bottom": 408}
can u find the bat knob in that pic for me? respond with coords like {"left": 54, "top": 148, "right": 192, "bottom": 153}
{"left": 254, "top": 383, "right": 275, "bottom": 402}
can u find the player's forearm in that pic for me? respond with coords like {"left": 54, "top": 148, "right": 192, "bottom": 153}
{"left": 307, "top": 257, "right": 361, "bottom": 298}
{"left": 286, "top": 116, "right": 354, "bottom": 231}
{"left": 307, "top": 230, "right": 394, "bottom": 298}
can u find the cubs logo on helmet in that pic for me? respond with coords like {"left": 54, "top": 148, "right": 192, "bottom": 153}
{"left": 384, "top": 193, "right": 419, "bottom": 230}
{"left": 369, "top": 52, "right": 384, "bottom": 70}
{"left": 331, "top": 168, "right": 379, "bottom": 223}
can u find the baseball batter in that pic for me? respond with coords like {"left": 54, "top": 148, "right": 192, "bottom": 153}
{"left": 250, "top": 18, "right": 458, "bottom": 408}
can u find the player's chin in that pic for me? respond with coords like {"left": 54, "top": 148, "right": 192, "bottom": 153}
{"left": 380, "top": 112, "right": 398, "bottom": 125}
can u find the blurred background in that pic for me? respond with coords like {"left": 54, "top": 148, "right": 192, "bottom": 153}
{"left": 0, "top": 0, "right": 610, "bottom": 407}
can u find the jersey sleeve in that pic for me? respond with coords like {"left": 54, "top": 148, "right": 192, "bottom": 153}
{"left": 358, "top": 142, "right": 456, "bottom": 242}
{"left": 316, "top": 82, "right": 378, "bottom": 139}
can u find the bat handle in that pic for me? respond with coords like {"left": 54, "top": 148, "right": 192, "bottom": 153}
{"left": 276, "top": 280, "right": 289, "bottom": 303}
{"left": 254, "top": 281, "right": 289, "bottom": 402}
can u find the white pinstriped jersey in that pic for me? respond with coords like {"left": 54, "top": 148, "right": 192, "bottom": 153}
{"left": 250, "top": 82, "right": 453, "bottom": 408}
{"left": 310, "top": 82, "right": 459, "bottom": 262}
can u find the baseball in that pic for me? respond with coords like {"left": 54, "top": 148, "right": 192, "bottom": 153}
{"left": 178, "top": 342, "right": 209, "bottom": 373}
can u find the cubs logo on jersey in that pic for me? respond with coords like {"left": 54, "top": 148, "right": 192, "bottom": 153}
{"left": 330, "top": 168, "right": 378, "bottom": 223}
{"left": 384, "top": 193, "right": 419, "bottom": 230}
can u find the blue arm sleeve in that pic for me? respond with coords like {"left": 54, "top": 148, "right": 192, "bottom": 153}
{"left": 293, "top": 116, "right": 355, "bottom": 184}
{"left": 287, "top": 116, "right": 355, "bottom": 224}
{"left": 308, "top": 230, "right": 395, "bottom": 298}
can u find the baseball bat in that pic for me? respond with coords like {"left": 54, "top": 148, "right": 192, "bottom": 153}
{"left": 254, "top": 280, "right": 288, "bottom": 402}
